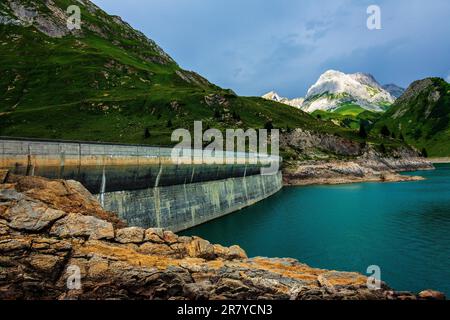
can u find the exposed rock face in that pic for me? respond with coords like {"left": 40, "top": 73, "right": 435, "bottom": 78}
{"left": 280, "top": 127, "right": 434, "bottom": 166}
{"left": 115, "top": 227, "right": 145, "bottom": 244}
{"left": 5, "top": 199, "right": 65, "bottom": 231}
{"left": 204, "top": 93, "right": 229, "bottom": 107}
{"left": 302, "top": 70, "right": 395, "bottom": 113}
{"left": 280, "top": 128, "right": 364, "bottom": 157}
{"left": 5, "top": 174, "right": 126, "bottom": 228}
{"left": 0, "top": 173, "right": 444, "bottom": 300}
{"left": 382, "top": 84, "right": 405, "bottom": 99}
{"left": 283, "top": 160, "right": 429, "bottom": 186}
{"left": 1, "top": 0, "right": 175, "bottom": 65}
{"left": 281, "top": 133, "right": 434, "bottom": 186}
{"left": 50, "top": 213, "right": 114, "bottom": 240}
{"left": 176, "top": 70, "right": 212, "bottom": 87}
{"left": 5, "top": 0, "right": 75, "bottom": 38}
{"left": 358, "top": 149, "right": 434, "bottom": 173}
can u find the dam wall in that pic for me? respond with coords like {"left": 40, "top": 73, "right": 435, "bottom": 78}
{"left": 103, "top": 172, "right": 282, "bottom": 232}
{"left": 0, "top": 137, "right": 282, "bottom": 231}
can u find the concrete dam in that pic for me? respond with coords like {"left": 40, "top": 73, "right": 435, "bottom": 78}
{"left": 0, "top": 138, "right": 283, "bottom": 232}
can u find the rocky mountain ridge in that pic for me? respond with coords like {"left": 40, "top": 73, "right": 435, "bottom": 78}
{"left": 262, "top": 91, "right": 304, "bottom": 109}
{"left": 382, "top": 84, "right": 405, "bottom": 99}
{"left": 374, "top": 77, "right": 450, "bottom": 156}
{"left": 302, "top": 70, "right": 395, "bottom": 113}
{"left": 262, "top": 70, "right": 402, "bottom": 114}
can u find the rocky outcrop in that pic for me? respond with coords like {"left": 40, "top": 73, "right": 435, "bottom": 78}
{"left": 283, "top": 145, "right": 434, "bottom": 186}
{"left": 358, "top": 151, "right": 434, "bottom": 173}
{"left": 4, "top": 173, "right": 126, "bottom": 228}
{"left": 281, "top": 128, "right": 364, "bottom": 157}
{"left": 280, "top": 127, "right": 433, "bottom": 162}
{"left": 2, "top": 0, "right": 175, "bottom": 65}
{"left": 283, "top": 160, "right": 428, "bottom": 186}
{"left": 4, "top": 0, "right": 76, "bottom": 37}
{"left": 280, "top": 127, "right": 434, "bottom": 186}
{"left": 0, "top": 173, "right": 444, "bottom": 300}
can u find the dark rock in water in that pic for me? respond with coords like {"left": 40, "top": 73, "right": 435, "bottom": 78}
{"left": 0, "top": 174, "right": 445, "bottom": 300}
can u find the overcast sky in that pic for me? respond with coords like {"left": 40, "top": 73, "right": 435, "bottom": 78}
{"left": 93, "top": 0, "right": 450, "bottom": 98}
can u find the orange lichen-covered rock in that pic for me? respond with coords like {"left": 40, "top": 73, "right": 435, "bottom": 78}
{"left": 5, "top": 174, "right": 126, "bottom": 228}
{"left": 0, "top": 174, "right": 445, "bottom": 300}
{"left": 115, "top": 227, "right": 145, "bottom": 244}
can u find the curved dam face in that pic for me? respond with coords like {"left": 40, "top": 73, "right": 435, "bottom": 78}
{"left": 0, "top": 138, "right": 283, "bottom": 232}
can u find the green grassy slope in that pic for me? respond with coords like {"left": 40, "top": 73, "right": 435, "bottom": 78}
{"left": 0, "top": 0, "right": 395, "bottom": 153}
{"left": 373, "top": 78, "right": 450, "bottom": 157}
{"left": 312, "top": 103, "right": 382, "bottom": 130}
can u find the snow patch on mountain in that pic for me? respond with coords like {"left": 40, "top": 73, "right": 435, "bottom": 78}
{"left": 262, "top": 91, "right": 304, "bottom": 109}
{"left": 301, "top": 70, "right": 395, "bottom": 113}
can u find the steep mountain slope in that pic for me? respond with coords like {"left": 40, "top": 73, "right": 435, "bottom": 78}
{"left": 302, "top": 70, "right": 394, "bottom": 113}
{"left": 0, "top": 0, "right": 365, "bottom": 147}
{"left": 262, "top": 91, "right": 304, "bottom": 109}
{"left": 374, "top": 78, "right": 450, "bottom": 156}
{"left": 382, "top": 84, "right": 405, "bottom": 99}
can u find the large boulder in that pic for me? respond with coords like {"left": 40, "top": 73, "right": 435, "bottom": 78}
{"left": 5, "top": 174, "right": 126, "bottom": 229}
{"left": 185, "top": 237, "right": 216, "bottom": 259}
{"left": 50, "top": 213, "right": 114, "bottom": 240}
{"left": 115, "top": 227, "right": 145, "bottom": 244}
{"left": 144, "top": 228, "right": 165, "bottom": 243}
{"left": 2, "top": 199, "right": 65, "bottom": 231}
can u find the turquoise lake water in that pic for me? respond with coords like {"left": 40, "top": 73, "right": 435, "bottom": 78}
{"left": 181, "top": 163, "right": 450, "bottom": 296}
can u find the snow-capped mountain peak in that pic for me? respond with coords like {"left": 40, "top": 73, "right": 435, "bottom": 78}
{"left": 262, "top": 91, "right": 304, "bottom": 109}
{"left": 262, "top": 91, "right": 283, "bottom": 102}
{"left": 302, "top": 70, "right": 395, "bottom": 113}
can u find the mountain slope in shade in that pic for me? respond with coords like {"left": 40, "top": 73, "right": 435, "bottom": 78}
{"left": 301, "top": 70, "right": 395, "bottom": 113}
{"left": 374, "top": 78, "right": 450, "bottom": 156}
{"left": 382, "top": 84, "right": 405, "bottom": 99}
{"left": 262, "top": 91, "right": 304, "bottom": 109}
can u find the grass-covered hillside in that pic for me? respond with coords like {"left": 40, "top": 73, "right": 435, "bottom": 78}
{"left": 0, "top": 0, "right": 401, "bottom": 156}
{"left": 312, "top": 103, "right": 382, "bottom": 130}
{"left": 373, "top": 78, "right": 450, "bottom": 157}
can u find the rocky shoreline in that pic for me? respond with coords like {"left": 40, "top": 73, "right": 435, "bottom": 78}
{"left": 283, "top": 157, "right": 433, "bottom": 186}
{"left": 0, "top": 170, "right": 445, "bottom": 300}
{"left": 280, "top": 127, "right": 435, "bottom": 186}
{"left": 429, "top": 157, "right": 450, "bottom": 164}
